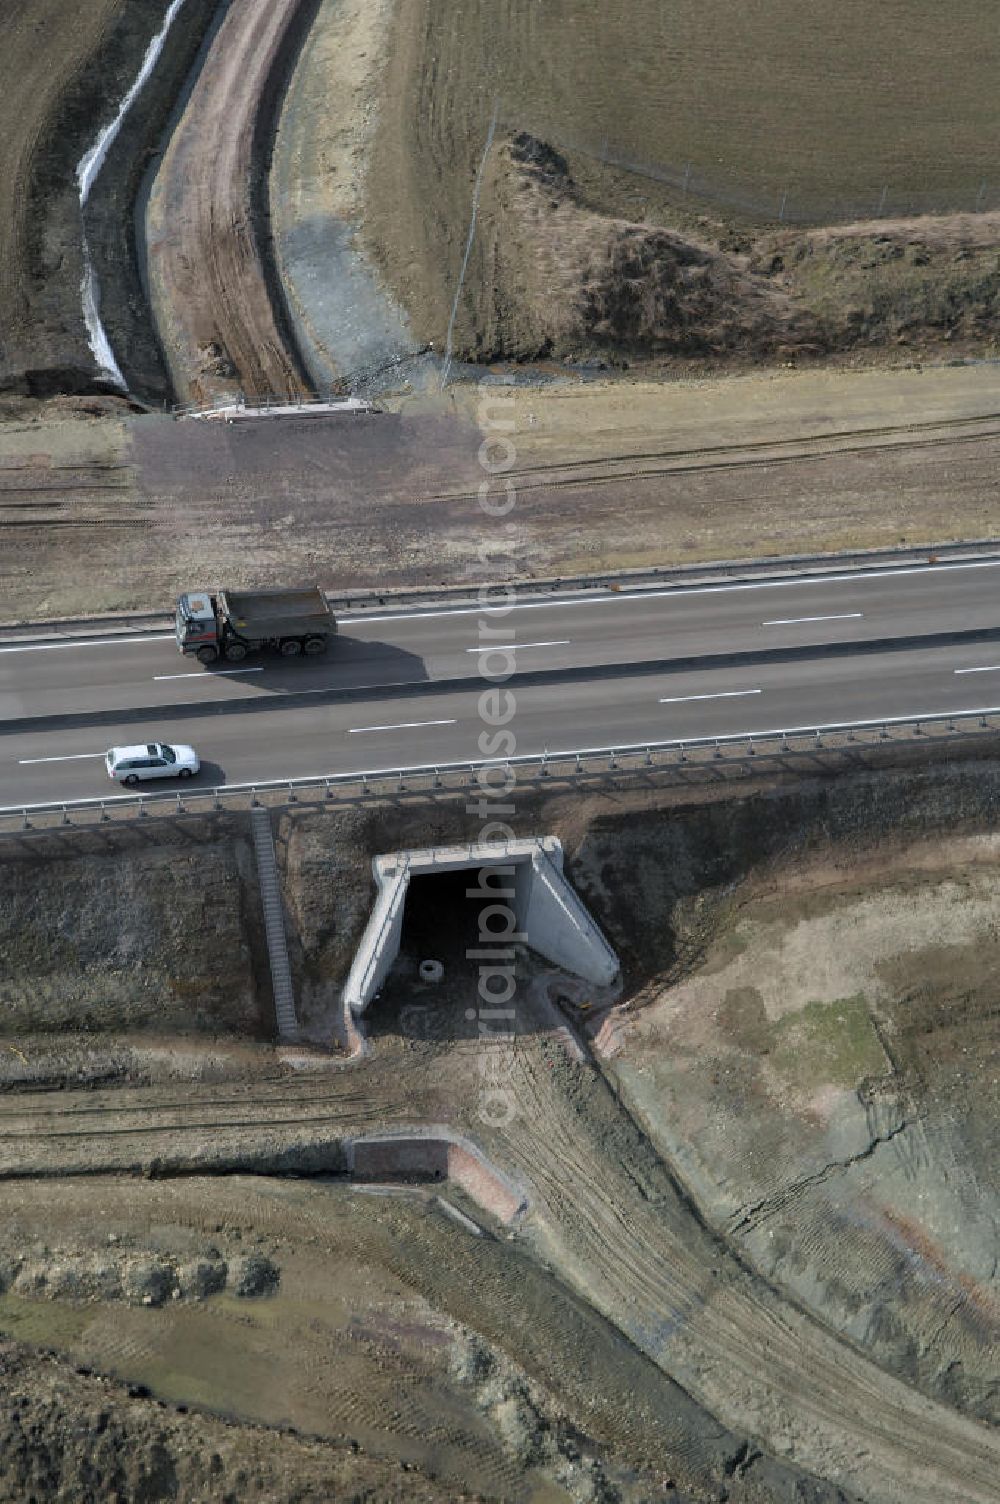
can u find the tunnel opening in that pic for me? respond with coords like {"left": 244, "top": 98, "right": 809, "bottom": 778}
{"left": 373, "top": 865, "right": 532, "bottom": 1042}
{"left": 400, "top": 866, "right": 509, "bottom": 968}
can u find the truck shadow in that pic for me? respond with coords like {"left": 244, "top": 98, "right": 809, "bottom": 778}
{"left": 207, "top": 636, "right": 429, "bottom": 692}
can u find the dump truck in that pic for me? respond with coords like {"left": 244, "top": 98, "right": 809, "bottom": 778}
{"left": 174, "top": 586, "right": 336, "bottom": 664}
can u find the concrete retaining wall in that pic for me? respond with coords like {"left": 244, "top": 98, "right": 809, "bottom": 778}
{"left": 347, "top": 1129, "right": 527, "bottom": 1223}
{"left": 342, "top": 838, "right": 619, "bottom": 1017}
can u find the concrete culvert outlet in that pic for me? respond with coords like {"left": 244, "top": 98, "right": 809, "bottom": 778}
{"left": 343, "top": 838, "right": 619, "bottom": 1025}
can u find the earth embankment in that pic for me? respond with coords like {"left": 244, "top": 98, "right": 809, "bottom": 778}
{"left": 364, "top": 0, "right": 1000, "bottom": 369}
{"left": 1, "top": 756, "right": 997, "bottom": 1500}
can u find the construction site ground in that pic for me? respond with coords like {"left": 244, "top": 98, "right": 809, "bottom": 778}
{"left": 0, "top": 758, "right": 998, "bottom": 1501}
{"left": 2, "top": 361, "right": 1000, "bottom": 620}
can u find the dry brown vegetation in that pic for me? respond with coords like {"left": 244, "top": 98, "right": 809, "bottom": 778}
{"left": 365, "top": 0, "right": 1000, "bottom": 369}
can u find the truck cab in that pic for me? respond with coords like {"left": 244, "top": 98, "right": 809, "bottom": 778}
{"left": 175, "top": 592, "right": 220, "bottom": 663}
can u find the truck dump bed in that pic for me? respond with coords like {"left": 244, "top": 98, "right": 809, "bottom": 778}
{"left": 218, "top": 586, "right": 335, "bottom": 636}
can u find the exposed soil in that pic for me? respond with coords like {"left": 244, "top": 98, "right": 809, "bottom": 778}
{"left": 2, "top": 362, "right": 1000, "bottom": 620}
{"left": 0, "top": 1336, "right": 476, "bottom": 1503}
{"left": 0, "top": 0, "right": 161, "bottom": 397}
{"left": 0, "top": 815, "right": 267, "bottom": 1040}
{"left": 428, "top": 130, "right": 1000, "bottom": 368}
{"left": 0, "top": 754, "right": 998, "bottom": 1500}
{"left": 144, "top": 0, "right": 315, "bottom": 406}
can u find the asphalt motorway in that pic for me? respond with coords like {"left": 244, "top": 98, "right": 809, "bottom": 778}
{"left": 1, "top": 555, "right": 998, "bottom": 724}
{"left": 6, "top": 630, "right": 1000, "bottom": 809}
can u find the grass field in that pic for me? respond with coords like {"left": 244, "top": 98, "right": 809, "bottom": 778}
{"left": 366, "top": 0, "right": 1000, "bottom": 362}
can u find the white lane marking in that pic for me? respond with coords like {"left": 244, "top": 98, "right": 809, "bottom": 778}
{"left": 8, "top": 699, "right": 1000, "bottom": 814}
{"left": 18, "top": 752, "right": 107, "bottom": 765}
{"left": 954, "top": 664, "right": 1000, "bottom": 675}
{"left": 0, "top": 555, "right": 995, "bottom": 652}
{"left": 464, "top": 640, "right": 570, "bottom": 652}
{"left": 342, "top": 558, "right": 1000, "bottom": 623}
{"left": 763, "top": 612, "right": 863, "bottom": 626}
{"left": 659, "top": 689, "right": 762, "bottom": 705}
{"left": 153, "top": 668, "right": 264, "bottom": 680}
{"left": 348, "top": 718, "right": 458, "bottom": 735}
{"left": 0, "top": 635, "right": 173, "bottom": 654}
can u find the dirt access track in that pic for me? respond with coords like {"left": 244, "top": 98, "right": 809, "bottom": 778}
{"left": 1, "top": 759, "right": 999, "bottom": 1502}
{"left": 145, "top": 0, "right": 313, "bottom": 408}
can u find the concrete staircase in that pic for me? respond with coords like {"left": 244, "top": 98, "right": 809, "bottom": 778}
{"left": 250, "top": 808, "right": 298, "bottom": 1041}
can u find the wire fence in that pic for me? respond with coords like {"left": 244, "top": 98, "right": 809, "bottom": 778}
{"left": 514, "top": 115, "right": 1000, "bottom": 227}
{"left": 4, "top": 709, "right": 999, "bottom": 834}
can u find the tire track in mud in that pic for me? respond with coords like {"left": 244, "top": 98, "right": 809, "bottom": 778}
{"left": 2, "top": 1040, "right": 996, "bottom": 1499}
{"left": 420, "top": 414, "right": 1000, "bottom": 506}
{"left": 494, "top": 1044, "right": 999, "bottom": 1504}
{"left": 145, "top": 0, "right": 314, "bottom": 406}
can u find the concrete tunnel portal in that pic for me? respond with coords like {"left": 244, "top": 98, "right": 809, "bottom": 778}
{"left": 342, "top": 838, "right": 620, "bottom": 1025}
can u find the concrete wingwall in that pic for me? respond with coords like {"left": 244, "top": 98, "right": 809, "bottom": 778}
{"left": 516, "top": 847, "right": 620, "bottom": 981}
{"left": 342, "top": 838, "right": 619, "bottom": 1018}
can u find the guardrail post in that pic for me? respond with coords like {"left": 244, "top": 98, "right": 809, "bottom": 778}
{"left": 747, "top": 736, "right": 755, "bottom": 757}
{"left": 287, "top": 781, "right": 297, "bottom": 804}
{"left": 714, "top": 739, "right": 722, "bottom": 759}
{"left": 814, "top": 729, "right": 823, "bottom": 749}
{"left": 137, "top": 797, "right": 148, "bottom": 819}
{"left": 914, "top": 721, "right": 922, "bottom": 735}
{"left": 213, "top": 787, "right": 223, "bottom": 811}
{"left": 433, "top": 766, "right": 442, "bottom": 789}
{"left": 644, "top": 746, "right": 653, "bottom": 767}
{"left": 679, "top": 741, "right": 688, "bottom": 763}
{"left": 540, "top": 750, "right": 550, "bottom": 778}
{"left": 780, "top": 732, "right": 789, "bottom": 752}
{"left": 397, "top": 770, "right": 406, "bottom": 793}
{"left": 324, "top": 778, "right": 333, "bottom": 800}
{"left": 361, "top": 772, "right": 369, "bottom": 797}
{"left": 947, "top": 718, "right": 955, "bottom": 733}
{"left": 880, "top": 723, "right": 889, "bottom": 739}
{"left": 21, "top": 808, "right": 30, "bottom": 831}
{"left": 250, "top": 786, "right": 260, "bottom": 808}
{"left": 981, "top": 716, "right": 990, "bottom": 729}
{"left": 61, "top": 805, "right": 70, "bottom": 826}
{"left": 99, "top": 801, "right": 109, "bottom": 822}
{"left": 609, "top": 749, "right": 618, "bottom": 770}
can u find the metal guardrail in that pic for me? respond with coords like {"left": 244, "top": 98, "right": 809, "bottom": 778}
{"left": 3, "top": 709, "right": 999, "bottom": 833}
{"left": 3, "top": 541, "right": 1000, "bottom": 640}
